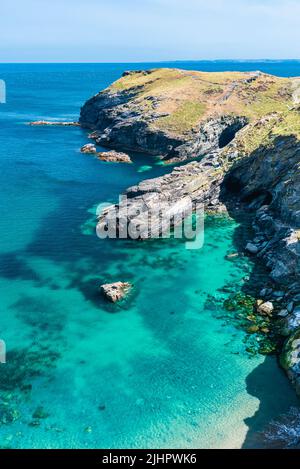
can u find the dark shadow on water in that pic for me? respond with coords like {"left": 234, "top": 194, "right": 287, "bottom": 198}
{"left": 242, "top": 356, "right": 300, "bottom": 448}
{"left": 218, "top": 135, "right": 300, "bottom": 448}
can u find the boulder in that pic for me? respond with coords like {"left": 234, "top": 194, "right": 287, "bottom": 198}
{"left": 245, "top": 242, "right": 259, "bottom": 254}
{"left": 257, "top": 301, "right": 274, "bottom": 316}
{"left": 100, "top": 282, "right": 132, "bottom": 303}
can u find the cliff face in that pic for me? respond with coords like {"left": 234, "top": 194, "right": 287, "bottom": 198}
{"left": 81, "top": 68, "right": 300, "bottom": 395}
{"left": 80, "top": 68, "right": 296, "bottom": 163}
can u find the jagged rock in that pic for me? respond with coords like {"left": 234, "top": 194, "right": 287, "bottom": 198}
{"left": 80, "top": 143, "right": 97, "bottom": 154}
{"left": 100, "top": 282, "right": 132, "bottom": 303}
{"left": 97, "top": 150, "right": 132, "bottom": 163}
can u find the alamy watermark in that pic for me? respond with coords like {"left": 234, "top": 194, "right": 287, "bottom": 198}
{"left": 0, "top": 80, "right": 6, "bottom": 103}
{"left": 96, "top": 195, "right": 204, "bottom": 249}
{"left": 0, "top": 340, "right": 6, "bottom": 364}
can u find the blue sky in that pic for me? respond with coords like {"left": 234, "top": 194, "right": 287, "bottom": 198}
{"left": 1, "top": 0, "right": 300, "bottom": 62}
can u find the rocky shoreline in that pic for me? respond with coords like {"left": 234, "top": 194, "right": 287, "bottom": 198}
{"left": 29, "top": 120, "right": 80, "bottom": 126}
{"left": 79, "top": 68, "right": 300, "bottom": 395}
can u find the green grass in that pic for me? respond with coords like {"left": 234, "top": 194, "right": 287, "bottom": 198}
{"left": 154, "top": 101, "right": 207, "bottom": 133}
{"left": 222, "top": 109, "right": 300, "bottom": 157}
{"left": 106, "top": 68, "right": 299, "bottom": 140}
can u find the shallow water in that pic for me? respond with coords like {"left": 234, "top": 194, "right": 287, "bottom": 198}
{"left": 0, "top": 62, "right": 299, "bottom": 448}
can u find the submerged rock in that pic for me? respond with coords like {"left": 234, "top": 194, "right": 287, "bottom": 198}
{"left": 97, "top": 150, "right": 132, "bottom": 163}
{"left": 100, "top": 282, "right": 132, "bottom": 303}
{"left": 32, "top": 406, "right": 50, "bottom": 420}
{"left": 225, "top": 252, "right": 239, "bottom": 260}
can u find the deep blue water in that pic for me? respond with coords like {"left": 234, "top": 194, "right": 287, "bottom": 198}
{"left": 0, "top": 61, "right": 299, "bottom": 448}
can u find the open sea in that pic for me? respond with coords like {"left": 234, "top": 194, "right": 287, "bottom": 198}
{"left": 0, "top": 61, "right": 300, "bottom": 448}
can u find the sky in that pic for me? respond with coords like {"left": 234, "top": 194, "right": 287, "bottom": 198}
{"left": 1, "top": 0, "right": 300, "bottom": 62}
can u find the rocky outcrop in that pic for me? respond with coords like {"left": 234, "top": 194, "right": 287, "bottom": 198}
{"left": 80, "top": 68, "right": 296, "bottom": 163}
{"left": 100, "top": 282, "right": 132, "bottom": 303}
{"left": 80, "top": 145, "right": 132, "bottom": 163}
{"left": 80, "top": 143, "right": 97, "bottom": 153}
{"left": 29, "top": 120, "right": 80, "bottom": 126}
{"left": 97, "top": 152, "right": 227, "bottom": 239}
{"left": 97, "top": 150, "right": 132, "bottom": 163}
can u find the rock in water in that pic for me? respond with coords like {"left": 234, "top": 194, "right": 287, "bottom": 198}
{"left": 80, "top": 143, "right": 97, "bottom": 154}
{"left": 97, "top": 150, "right": 132, "bottom": 163}
{"left": 257, "top": 301, "right": 274, "bottom": 316}
{"left": 100, "top": 282, "right": 132, "bottom": 303}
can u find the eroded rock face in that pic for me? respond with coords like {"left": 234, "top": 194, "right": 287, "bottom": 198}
{"left": 280, "top": 329, "right": 300, "bottom": 395}
{"left": 100, "top": 282, "right": 132, "bottom": 303}
{"left": 80, "top": 99, "right": 247, "bottom": 163}
{"left": 224, "top": 135, "right": 300, "bottom": 288}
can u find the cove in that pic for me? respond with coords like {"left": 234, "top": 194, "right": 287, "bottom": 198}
{"left": 0, "top": 62, "right": 299, "bottom": 449}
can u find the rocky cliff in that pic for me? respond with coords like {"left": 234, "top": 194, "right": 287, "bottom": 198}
{"left": 82, "top": 69, "right": 300, "bottom": 395}
{"left": 80, "top": 68, "right": 298, "bottom": 163}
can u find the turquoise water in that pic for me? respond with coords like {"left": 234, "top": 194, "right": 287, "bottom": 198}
{"left": 0, "top": 62, "right": 299, "bottom": 449}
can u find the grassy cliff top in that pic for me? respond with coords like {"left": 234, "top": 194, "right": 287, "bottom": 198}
{"left": 106, "top": 68, "right": 299, "bottom": 136}
{"left": 220, "top": 108, "right": 300, "bottom": 161}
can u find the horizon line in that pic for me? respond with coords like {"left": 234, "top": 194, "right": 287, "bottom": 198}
{"left": 1, "top": 59, "right": 300, "bottom": 65}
